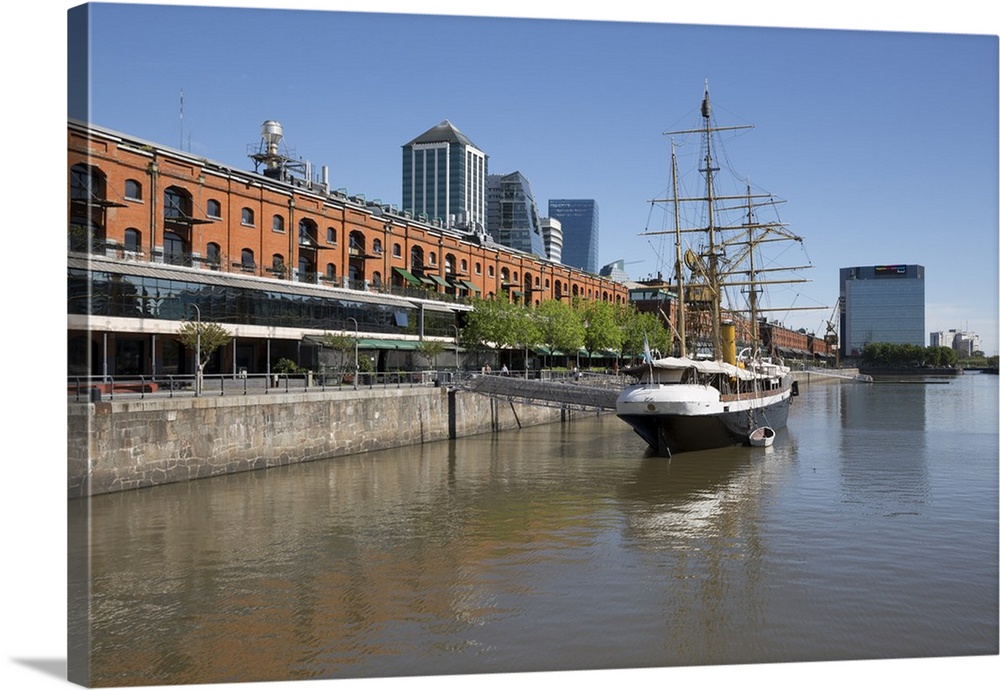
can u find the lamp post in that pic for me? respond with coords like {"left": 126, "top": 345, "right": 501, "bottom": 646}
{"left": 348, "top": 316, "right": 359, "bottom": 390}
{"left": 188, "top": 303, "right": 202, "bottom": 397}
{"left": 452, "top": 325, "right": 460, "bottom": 374}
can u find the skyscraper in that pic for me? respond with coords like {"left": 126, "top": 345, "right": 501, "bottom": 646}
{"left": 839, "top": 264, "right": 925, "bottom": 357}
{"left": 547, "top": 199, "right": 599, "bottom": 272}
{"left": 402, "top": 120, "right": 487, "bottom": 229}
{"left": 486, "top": 172, "right": 546, "bottom": 257}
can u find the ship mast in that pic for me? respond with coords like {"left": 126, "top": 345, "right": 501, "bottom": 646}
{"left": 698, "top": 84, "right": 724, "bottom": 357}
{"left": 746, "top": 182, "right": 760, "bottom": 351}
{"left": 671, "top": 140, "right": 686, "bottom": 358}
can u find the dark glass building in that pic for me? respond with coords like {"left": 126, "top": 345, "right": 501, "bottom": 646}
{"left": 486, "top": 172, "right": 547, "bottom": 257}
{"left": 547, "top": 199, "right": 599, "bottom": 273}
{"left": 839, "top": 264, "right": 926, "bottom": 357}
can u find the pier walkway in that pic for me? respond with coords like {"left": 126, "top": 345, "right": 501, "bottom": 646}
{"left": 459, "top": 373, "right": 621, "bottom": 411}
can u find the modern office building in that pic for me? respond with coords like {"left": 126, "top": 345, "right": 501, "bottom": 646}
{"left": 402, "top": 120, "right": 487, "bottom": 230}
{"left": 547, "top": 199, "right": 599, "bottom": 273}
{"left": 539, "top": 217, "right": 563, "bottom": 263}
{"left": 486, "top": 172, "right": 547, "bottom": 258}
{"left": 930, "top": 329, "right": 981, "bottom": 356}
{"left": 839, "top": 264, "right": 926, "bottom": 357}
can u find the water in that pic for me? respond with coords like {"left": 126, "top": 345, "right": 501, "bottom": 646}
{"left": 71, "top": 374, "right": 999, "bottom": 686}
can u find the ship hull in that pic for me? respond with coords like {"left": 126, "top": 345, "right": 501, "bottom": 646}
{"left": 616, "top": 381, "right": 792, "bottom": 456}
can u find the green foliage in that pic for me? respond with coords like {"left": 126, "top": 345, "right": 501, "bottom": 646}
{"left": 178, "top": 321, "right": 232, "bottom": 368}
{"left": 415, "top": 339, "right": 447, "bottom": 367}
{"left": 273, "top": 358, "right": 304, "bottom": 374}
{"left": 535, "top": 299, "right": 585, "bottom": 356}
{"left": 322, "top": 333, "right": 356, "bottom": 372}
{"left": 861, "top": 342, "right": 959, "bottom": 368}
{"left": 582, "top": 300, "right": 623, "bottom": 356}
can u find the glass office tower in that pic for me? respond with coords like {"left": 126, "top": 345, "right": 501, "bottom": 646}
{"left": 839, "top": 264, "right": 926, "bottom": 357}
{"left": 547, "top": 199, "right": 599, "bottom": 272}
{"left": 402, "top": 120, "right": 487, "bottom": 229}
{"left": 486, "top": 172, "right": 547, "bottom": 257}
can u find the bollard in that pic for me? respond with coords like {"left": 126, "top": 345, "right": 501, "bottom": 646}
{"left": 89, "top": 387, "right": 102, "bottom": 403}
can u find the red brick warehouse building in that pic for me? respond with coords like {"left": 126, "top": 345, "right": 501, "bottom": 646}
{"left": 68, "top": 120, "right": 628, "bottom": 379}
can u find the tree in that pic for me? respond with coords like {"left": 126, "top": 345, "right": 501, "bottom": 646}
{"left": 178, "top": 321, "right": 232, "bottom": 395}
{"left": 415, "top": 339, "right": 446, "bottom": 369}
{"left": 322, "top": 333, "right": 356, "bottom": 373}
{"left": 582, "top": 300, "right": 623, "bottom": 362}
{"left": 534, "top": 299, "right": 585, "bottom": 366}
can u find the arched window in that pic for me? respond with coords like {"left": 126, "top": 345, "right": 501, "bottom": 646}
{"left": 429, "top": 251, "right": 437, "bottom": 266}
{"left": 163, "top": 231, "right": 186, "bottom": 265}
{"left": 206, "top": 199, "right": 221, "bottom": 218}
{"left": 460, "top": 259, "right": 468, "bottom": 274}
{"left": 349, "top": 230, "right": 366, "bottom": 255}
{"left": 272, "top": 214, "right": 285, "bottom": 232}
{"left": 272, "top": 254, "right": 285, "bottom": 276}
{"left": 410, "top": 245, "right": 425, "bottom": 271}
{"left": 124, "top": 179, "right": 142, "bottom": 200}
{"left": 124, "top": 228, "right": 141, "bottom": 254}
{"left": 163, "top": 186, "right": 189, "bottom": 220}
{"left": 372, "top": 271, "right": 382, "bottom": 287}
{"left": 241, "top": 248, "right": 255, "bottom": 271}
{"left": 241, "top": 208, "right": 254, "bottom": 225}
{"left": 70, "top": 163, "right": 104, "bottom": 201}
{"left": 475, "top": 262, "right": 482, "bottom": 275}
{"left": 444, "top": 254, "right": 455, "bottom": 274}
{"left": 206, "top": 242, "right": 221, "bottom": 266}
{"left": 393, "top": 243, "right": 402, "bottom": 258}
{"left": 372, "top": 239, "right": 383, "bottom": 255}
{"left": 327, "top": 227, "right": 337, "bottom": 244}
{"left": 326, "top": 263, "right": 337, "bottom": 280}
{"left": 488, "top": 265, "right": 495, "bottom": 278}
{"left": 299, "top": 218, "right": 317, "bottom": 246}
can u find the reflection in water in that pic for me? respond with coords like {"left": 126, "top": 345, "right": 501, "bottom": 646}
{"left": 73, "top": 377, "right": 998, "bottom": 686}
{"left": 837, "top": 382, "right": 930, "bottom": 512}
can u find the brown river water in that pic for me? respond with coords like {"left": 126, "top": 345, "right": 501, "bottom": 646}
{"left": 69, "top": 374, "right": 998, "bottom": 687}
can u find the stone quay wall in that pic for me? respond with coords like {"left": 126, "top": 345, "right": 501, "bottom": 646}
{"left": 68, "top": 387, "right": 579, "bottom": 498}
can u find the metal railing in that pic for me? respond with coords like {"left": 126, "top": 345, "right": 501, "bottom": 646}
{"left": 68, "top": 369, "right": 461, "bottom": 402}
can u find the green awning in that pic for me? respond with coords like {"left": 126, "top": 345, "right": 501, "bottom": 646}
{"left": 358, "top": 338, "right": 420, "bottom": 350}
{"left": 460, "top": 279, "right": 480, "bottom": 292}
{"left": 393, "top": 267, "right": 422, "bottom": 286}
{"left": 428, "top": 274, "right": 450, "bottom": 287}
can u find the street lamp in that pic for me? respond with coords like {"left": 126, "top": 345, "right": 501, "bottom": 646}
{"left": 452, "top": 324, "right": 460, "bottom": 373}
{"left": 187, "top": 303, "right": 202, "bottom": 397}
{"left": 348, "top": 316, "right": 359, "bottom": 389}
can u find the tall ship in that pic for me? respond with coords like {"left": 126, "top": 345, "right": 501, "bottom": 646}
{"left": 616, "top": 83, "right": 816, "bottom": 456}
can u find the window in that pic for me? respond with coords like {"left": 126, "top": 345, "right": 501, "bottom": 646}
{"left": 429, "top": 251, "right": 437, "bottom": 266}
{"left": 206, "top": 199, "right": 221, "bottom": 218}
{"left": 163, "top": 187, "right": 188, "bottom": 219}
{"left": 372, "top": 239, "right": 383, "bottom": 255}
{"left": 475, "top": 262, "right": 481, "bottom": 275}
{"left": 124, "top": 179, "right": 142, "bottom": 200}
{"left": 272, "top": 214, "right": 285, "bottom": 232}
{"left": 372, "top": 271, "right": 382, "bottom": 287}
{"left": 70, "top": 164, "right": 103, "bottom": 201}
{"left": 206, "top": 242, "right": 221, "bottom": 266}
{"left": 241, "top": 208, "right": 254, "bottom": 225}
{"left": 326, "top": 263, "right": 336, "bottom": 280}
{"left": 488, "top": 265, "right": 495, "bottom": 278}
{"left": 163, "top": 232, "right": 186, "bottom": 265}
{"left": 393, "top": 243, "right": 402, "bottom": 258}
{"left": 460, "top": 259, "right": 468, "bottom": 274}
{"left": 124, "top": 228, "right": 141, "bottom": 253}
{"left": 327, "top": 227, "right": 337, "bottom": 244}
{"left": 241, "top": 248, "right": 255, "bottom": 271}
{"left": 272, "top": 254, "right": 285, "bottom": 276}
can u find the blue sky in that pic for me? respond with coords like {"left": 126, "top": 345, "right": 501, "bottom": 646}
{"left": 69, "top": 2, "right": 998, "bottom": 353}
